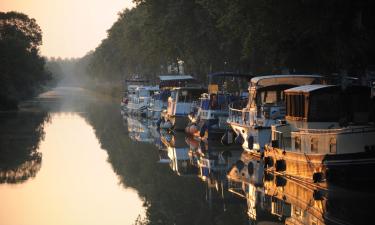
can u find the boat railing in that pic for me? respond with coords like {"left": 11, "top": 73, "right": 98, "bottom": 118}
{"left": 296, "top": 126, "right": 375, "bottom": 135}
{"left": 228, "top": 100, "right": 251, "bottom": 125}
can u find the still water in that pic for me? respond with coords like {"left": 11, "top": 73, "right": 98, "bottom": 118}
{"left": 0, "top": 87, "right": 374, "bottom": 225}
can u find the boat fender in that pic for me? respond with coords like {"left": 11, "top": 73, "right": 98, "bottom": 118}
{"left": 264, "top": 156, "right": 273, "bottom": 168}
{"left": 275, "top": 159, "right": 286, "bottom": 172}
{"left": 185, "top": 125, "right": 190, "bottom": 133}
{"left": 264, "top": 172, "right": 274, "bottom": 182}
{"left": 221, "top": 130, "right": 233, "bottom": 146}
{"left": 221, "top": 150, "right": 232, "bottom": 158}
{"left": 313, "top": 172, "right": 324, "bottom": 183}
{"left": 247, "top": 135, "right": 254, "bottom": 150}
{"left": 166, "top": 120, "right": 173, "bottom": 129}
{"left": 156, "top": 118, "right": 162, "bottom": 128}
{"left": 275, "top": 175, "right": 287, "bottom": 187}
{"left": 199, "top": 141, "right": 206, "bottom": 152}
{"left": 247, "top": 162, "right": 254, "bottom": 175}
{"left": 313, "top": 190, "right": 323, "bottom": 200}
{"left": 200, "top": 123, "right": 208, "bottom": 138}
{"left": 189, "top": 124, "right": 198, "bottom": 134}
{"left": 235, "top": 134, "right": 244, "bottom": 145}
{"left": 235, "top": 160, "right": 245, "bottom": 172}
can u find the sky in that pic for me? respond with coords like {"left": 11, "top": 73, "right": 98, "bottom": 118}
{"left": 0, "top": 0, "right": 134, "bottom": 58}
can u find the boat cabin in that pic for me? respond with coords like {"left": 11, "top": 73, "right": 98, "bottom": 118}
{"left": 240, "top": 75, "right": 323, "bottom": 127}
{"left": 167, "top": 87, "right": 206, "bottom": 116}
{"left": 271, "top": 84, "right": 375, "bottom": 155}
{"left": 285, "top": 84, "right": 372, "bottom": 124}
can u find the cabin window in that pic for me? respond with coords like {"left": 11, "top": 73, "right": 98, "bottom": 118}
{"left": 286, "top": 94, "right": 305, "bottom": 118}
{"left": 311, "top": 138, "right": 318, "bottom": 153}
{"left": 309, "top": 93, "right": 340, "bottom": 122}
{"left": 294, "top": 136, "right": 301, "bottom": 151}
{"left": 261, "top": 91, "right": 278, "bottom": 104}
{"left": 329, "top": 138, "right": 337, "bottom": 153}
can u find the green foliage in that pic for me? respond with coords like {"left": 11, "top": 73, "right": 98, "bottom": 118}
{"left": 0, "top": 11, "right": 51, "bottom": 110}
{"left": 84, "top": 0, "right": 375, "bottom": 83}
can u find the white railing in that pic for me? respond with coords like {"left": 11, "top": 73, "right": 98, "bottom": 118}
{"left": 227, "top": 100, "right": 250, "bottom": 126}
{"left": 297, "top": 126, "right": 375, "bottom": 134}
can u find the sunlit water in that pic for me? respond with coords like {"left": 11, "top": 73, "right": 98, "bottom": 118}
{"left": 0, "top": 88, "right": 145, "bottom": 225}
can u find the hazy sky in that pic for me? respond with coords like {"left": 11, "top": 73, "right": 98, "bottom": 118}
{"left": 0, "top": 0, "right": 134, "bottom": 58}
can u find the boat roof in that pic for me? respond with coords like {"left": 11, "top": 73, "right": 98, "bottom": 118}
{"left": 250, "top": 74, "right": 323, "bottom": 87}
{"left": 284, "top": 84, "right": 335, "bottom": 93}
{"left": 136, "top": 85, "right": 159, "bottom": 91}
{"left": 208, "top": 72, "right": 253, "bottom": 78}
{"left": 171, "top": 86, "right": 206, "bottom": 91}
{"left": 159, "top": 75, "right": 194, "bottom": 81}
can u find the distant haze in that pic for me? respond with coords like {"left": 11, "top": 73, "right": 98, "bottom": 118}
{"left": 0, "top": 0, "right": 134, "bottom": 58}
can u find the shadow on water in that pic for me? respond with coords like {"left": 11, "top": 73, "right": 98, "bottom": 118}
{"left": 0, "top": 87, "right": 97, "bottom": 184}
{"left": 82, "top": 101, "right": 250, "bottom": 225}
{"left": 0, "top": 111, "right": 49, "bottom": 184}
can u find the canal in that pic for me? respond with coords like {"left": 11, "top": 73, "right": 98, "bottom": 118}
{"left": 0, "top": 87, "right": 374, "bottom": 225}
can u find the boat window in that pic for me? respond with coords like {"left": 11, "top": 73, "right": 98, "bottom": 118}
{"left": 260, "top": 91, "right": 278, "bottom": 104}
{"left": 309, "top": 93, "right": 340, "bottom": 121}
{"left": 311, "top": 138, "right": 318, "bottom": 153}
{"left": 329, "top": 138, "right": 337, "bottom": 153}
{"left": 286, "top": 94, "right": 305, "bottom": 118}
{"left": 178, "top": 89, "right": 204, "bottom": 102}
{"left": 294, "top": 136, "right": 301, "bottom": 151}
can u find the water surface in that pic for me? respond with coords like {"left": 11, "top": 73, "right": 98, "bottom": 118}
{"left": 1, "top": 87, "right": 374, "bottom": 225}
{"left": 0, "top": 88, "right": 145, "bottom": 225}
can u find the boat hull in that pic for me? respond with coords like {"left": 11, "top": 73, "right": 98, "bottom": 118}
{"left": 187, "top": 118, "right": 227, "bottom": 140}
{"left": 229, "top": 122, "right": 271, "bottom": 153}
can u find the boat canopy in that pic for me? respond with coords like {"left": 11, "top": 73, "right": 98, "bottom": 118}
{"left": 250, "top": 75, "right": 322, "bottom": 89}
{"left": 159, "top": 75, "right": 193, "bottom": 81}
{"left": 208, "top": 72, "right": 253, "bottom": 78}
{"left": 159, "top": 75, "right": 195, "bottom": 89}
{"left": 284, "top": 84, "right": 335, "bottom": 94}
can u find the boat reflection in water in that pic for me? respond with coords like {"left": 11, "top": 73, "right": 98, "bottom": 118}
{"left": 124, "top": 115, "right": 375, "bottom": 225}
{"left": 160, "top": 130, "right": 198, "bottom": 176}
{"left": 227, "top": 152, "right": 375, "bottom": 225}
{"left": 185, "top": 136, "right": 247, "bottom": 211}
{"left": 226, "top": 153, "right": 280, "bottom": 224}
{"left": 123, "top": 115, "right": 154, "bottom": 143}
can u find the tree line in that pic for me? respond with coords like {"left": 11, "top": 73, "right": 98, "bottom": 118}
{"left": 0, "top": 12, "right": 53, "bottom": 109}
{"left": 83, "top": 0, "right": 375, "bottom": 83}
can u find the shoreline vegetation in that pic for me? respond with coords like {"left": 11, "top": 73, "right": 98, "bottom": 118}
{"left": 2, "top": 0, "right": 375, "bottom": 109}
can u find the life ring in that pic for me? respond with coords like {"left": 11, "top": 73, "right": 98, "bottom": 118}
{"left": 247, "top": 162, "right": 254, "bottom": 175}
{"left": 235, "top": 134, "right": 244, "bottom": 145}
{"left": 235, "top": 160, "right": 245, "bottom": 171}
{"left": 200, "top": 123, "right": 208, "bottom": 138}
{"left": 313, "top": 172, "right": 323, "bottom": 183}
{"left": 247, "top": 135, "right": 254, "bottom": 150}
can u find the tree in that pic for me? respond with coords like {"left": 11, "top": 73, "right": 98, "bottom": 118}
{"left": 0, "top": 11, "right": 51, "bottom": 110}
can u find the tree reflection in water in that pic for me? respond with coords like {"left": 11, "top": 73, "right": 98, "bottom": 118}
{"left": 83, "top": 102, "right": 249, "bottom": 225}
{"left": 0, "top": 111, "right": 50, "bottom": 184}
